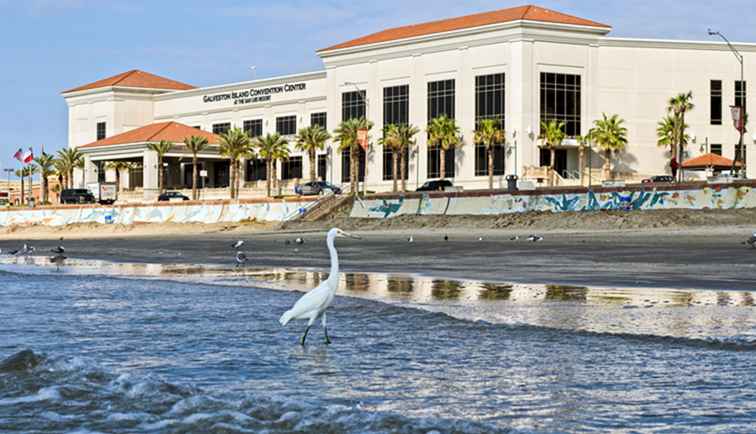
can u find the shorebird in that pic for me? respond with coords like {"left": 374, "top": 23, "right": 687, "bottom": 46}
{"left": 280, "top": 228, "right": 361, "bottom": 345}
{"left": 295, "top": 237, "right": 305, "bottom": 245}
{"left": 51, "top": 238, "right": 65, "bottom": 255}
{"left": 527, "top": 235, "right": 544, "bottom": 243}
{"left": 49, "top": 254, "right": 66, "bottom": 272}
{"left": 745, "top": 232, "right": 756, "bottom": 249}
{"left": 444, "top": 235, "right": 449, "bottom": 241}
{"left": 478, "top": 236, "right": 484, "bottom": 241}
{"left": 509, "top": 236, "right": 520, "bottom": 241}
{"left": 232, "top": 240, "right": 245, "bottom": 249}
{"left": 235, "top": 251, "right": 248, "bottom": 268}
{"left": 407, "top": 235, "right": 414, "bottom": 243}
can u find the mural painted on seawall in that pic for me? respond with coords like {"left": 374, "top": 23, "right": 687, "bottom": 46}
{"left": 0, "top": 200, "right": 314, "bottom": 227}
{"left": 352, "top": 186, "right": 756, "bottom": 219}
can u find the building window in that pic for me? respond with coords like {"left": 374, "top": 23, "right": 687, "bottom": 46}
{"left": 736, "top": 80, "right": 747, "bottom": 109}
{"left": 193, "top": 125, "right": 202, "bottom": 130}
{"left": 281, "top": 156, "right": 303, "bottom": 180}
{"left": 710, "top": 144, "right": 722, "bottom": 156}
{"left": 317, "top": 154, "right": 327, "bottom": 180}
{"left": 427, "top": 79, "right": 456, "bottom": 179}
{"left": 243, "top": 119, "right": 263, "bottom": 138}
{"left": 710, "top": 80, "right": 722, "bottom": 125}
{"left": 341, "top": 148, "right": 365, "bottom": 182}
{"left": 540, "top": 72, "right": 581, "bottom": 137}
{"left": 383, "top": 85, "right": 410, "bottom": 181}
{"left": 276, "top": 115, "right": 297, "bottom": 136}
{"left": 311, "top": 112, "right": 327, "bottom": 129}
{"left": 475, "top": 73, "right": 506, "bottom": 176}
{"left": 96, "top": 122, "right": 106, "bottom": 140}
{"left": 246, "top": 158, "right": 267, "bottom": 182}
{"left": 342, "top": 91, "right": 366, "bottom": 121}
{"left": 212, "top": 122, "right": 231, "bottom": 135}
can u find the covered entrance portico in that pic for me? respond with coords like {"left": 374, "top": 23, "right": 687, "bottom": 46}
{"left": 77, "top": 121, "right": 225, "bottom": 202}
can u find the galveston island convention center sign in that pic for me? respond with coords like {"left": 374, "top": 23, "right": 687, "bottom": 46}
{"left": 202, "top": 82, "right": 307, "bottom": 106}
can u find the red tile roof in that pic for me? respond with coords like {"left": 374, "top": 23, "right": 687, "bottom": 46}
{"left": 79, "top": 122, "right": 220, "bottom": 149}
{"left": 320, "top": 5, "right": 611, "bottom": 52}
{"left": 63, "top": 70, "right": 196, "bottom": 94}
{"left": 682, "top": 153, "right": 742, "bottom": 169}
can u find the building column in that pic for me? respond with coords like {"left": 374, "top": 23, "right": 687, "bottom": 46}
{"left": 143, "top": 149, "right": 159, "bottom": 201}
{"left": 83, "top": 155, "right": 98, "bottom": 186}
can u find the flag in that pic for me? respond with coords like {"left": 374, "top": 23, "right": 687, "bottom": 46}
{"left": 22, "top": 147, "right": 33, "bottom": 164}
{"left": 357, "top": 128, "right": 369, "bottom": 151}
{"left": 13, "top": 148, "right": 23, "bottom": 162}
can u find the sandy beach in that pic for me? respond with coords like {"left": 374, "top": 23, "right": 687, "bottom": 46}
{"left": 1, "top": 208, "right": 754, "bottom": 290}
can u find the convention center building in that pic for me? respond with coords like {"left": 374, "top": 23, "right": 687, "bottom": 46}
{"left": 62, "top": 5, "right": 756, "bottom": 200}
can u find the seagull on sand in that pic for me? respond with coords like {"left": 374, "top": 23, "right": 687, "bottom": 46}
{"left": 280, "top": 228, "right": 361, "bottom": 345}
{"left": 235, "top": 251, "right": 248, "bottom": 268}
{"left": 51, "top": 237, "right": 65, "bottom": 254}
{"left": 745, "top": 232, "right": 756, "bottom": 249}
{"left": 527, "top": 235, "right": 544, "bottom": 243}
{"left": 232, "top": 240, "right": 245, "bottom": 249}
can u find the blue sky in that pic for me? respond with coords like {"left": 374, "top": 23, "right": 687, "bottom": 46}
{"left": 1, "top": 0, "right": 755, "bottom": 175}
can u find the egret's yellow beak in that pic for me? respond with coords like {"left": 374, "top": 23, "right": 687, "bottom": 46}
{"left": 343, "top": 231, "right": 361, "bottom": 240}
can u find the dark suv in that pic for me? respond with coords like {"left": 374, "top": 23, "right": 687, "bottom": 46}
{"left": 60, "top": 189, "right": 95, "bottom": 204}
{"left": 416, "top": 179, "right": 455, "bottom": 192}
{"left": 158, "top": 191, "right": 190, "bottom": 202}
{"left": 641, "top": 175, "right": 675, "bottom": 184}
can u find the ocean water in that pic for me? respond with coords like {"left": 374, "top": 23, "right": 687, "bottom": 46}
{"left": 1, "top": 267, "right": 756, "bottom": 433}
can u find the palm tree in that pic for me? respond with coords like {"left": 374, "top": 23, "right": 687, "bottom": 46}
{"left": 334, "top": 117, "right": 373, "bottom": 195}
{"left": 33, "top": 153, "right": 56, "bottom": 204}
{"left": 14, "top": 169, "right": 25, "bottom": 204}
{"left": 380, "top": 124, "right": 402, "bottom": 193}
{"left": 254, "top": 133, "right": 289, "bottom": 197}
{"left": 56, "top": 148, "right": 84, "bottom": 188}
{"left": 147, "top": 140, "right": 172, "bottom": 194}
{"left": 427, "top": 115, "right": 461, "bottom": 180}
{"left": 53, "top": 158, "right": 67, "bottom": 196}
{"left": 575, "top": 134, "right": 590, "bottom": 186}
{"left": 589, "top": 113, "right": 628, "bottom": 180}
{"left": 219, "top": 128, "right": 254, "bottom": 199}
{"left": 105, "top": 161, "right": 135, "bottom": 194}
{"left": 667, "top": 91, "right": 694, "bottom": 179}
{"left": 396, "top": 124, "right": 420, "bottom": 192}
{"left": 295, "top": 125, "right": 330, "bottom": 183}
{"left": 539, "top": 120, "right": 566, "bottom": 170}
{"left": 474, "top": 119, "right": 506, "bottom": 190}
{"left": 184, "top": 135, "right": 209, "bottom": 200}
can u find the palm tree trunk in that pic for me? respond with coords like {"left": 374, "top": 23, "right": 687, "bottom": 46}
{"left": 439, "top": 146, "right": 446, "bottom": 180}
{"left": 400, "top": 147, "right": 407, "bottom": 192}
{"left": 392, "top": 149, "right": 398, "bottom": 193}
{"left": 115, "top": 170, "right": 120, "bottom": 194}
{"left": 235, "top": 160, "right": 240, "bottom": 199}
{"left": 488, "top": 147, "right": 494, "bottom": 191}
{"left": 228, "top": 160, "right": 235, "bottom": 199}
{"left": 42, "top": 177, "right": 48, "bottom": 204}
{"left": 272, "top": 160, "right": 279, "bottom": 197}
{"left": 266, "top": 158, "right": 272, "bottom": 197}
{"left": 192, "top": 155, "right": 198, "bottom": 200}
{"left": 605, "top": 149, "right": 612, "bottom": 179}
{"left": 578, "top": 146, "right": 585, "bottom": 186}
{"left": 309, "top": 149, "right": 316, "bottom": 182}
{"left": 20, "top": 175, "right": 24, "bottom": 205}
{"left": 158, "top": 157, "right": 164, "bottom": 193}
{"left": 350, "top": 147, "right": 357, "bottom": 195}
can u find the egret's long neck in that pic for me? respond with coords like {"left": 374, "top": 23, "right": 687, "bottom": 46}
{"left": 326, "top": 234, "right": 339, "bottom": 287}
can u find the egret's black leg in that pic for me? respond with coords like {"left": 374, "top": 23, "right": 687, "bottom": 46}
{"left": 300, "top": 326, "right": 311, "bottom": 346}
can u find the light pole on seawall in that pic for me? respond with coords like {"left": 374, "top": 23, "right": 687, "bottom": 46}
{"left": 709, "top": 29, "right": 746, "bottom": 175}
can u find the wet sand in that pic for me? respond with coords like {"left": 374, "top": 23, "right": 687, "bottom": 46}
{"left": 2, "top": 225, "right": 754, "bottom": 290}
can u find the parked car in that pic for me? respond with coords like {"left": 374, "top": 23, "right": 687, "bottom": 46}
{"left": 641, "top": 175, "right": 675, "bottom": 184}
{"left": 416, "top": 179, "right": 455, "bottom": 192}
{"left": 60, "top": 188, "right": 95, "bottom": 204}
{"left": 158, "top": 191, "right": 190, "bottom": 202}
{"left": 294, "top": 181, "right": 342, "bottom": 196}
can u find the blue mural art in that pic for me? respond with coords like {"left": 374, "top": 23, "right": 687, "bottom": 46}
{"left": 368, "top": 197, "right": 405, "bottom": 218}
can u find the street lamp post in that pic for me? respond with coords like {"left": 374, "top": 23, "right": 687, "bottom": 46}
{"left": 343, "top": 81, "right": 369, "bottom": 197}
{"left": 709, "top": 29, "right": 746, "bottom": 174}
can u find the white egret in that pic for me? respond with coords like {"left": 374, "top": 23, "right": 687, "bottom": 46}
{"left": 279, "top": 228, "right": 361, "bottom": 345}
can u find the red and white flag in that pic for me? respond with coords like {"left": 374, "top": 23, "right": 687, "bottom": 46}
{"left": 22, "top": 147, "right": 33, "bottom": 164}
{"left": 13, "top": 148, "right": 23, "bottom": 162}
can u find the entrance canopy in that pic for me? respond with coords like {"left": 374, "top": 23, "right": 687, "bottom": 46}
{"left": 682, "top": 153, "right": 742, "bottom": 170}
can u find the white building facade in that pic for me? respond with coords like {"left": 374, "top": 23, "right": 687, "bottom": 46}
{"left": 63, "top": 5, "right": 756, "bottom": 200}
